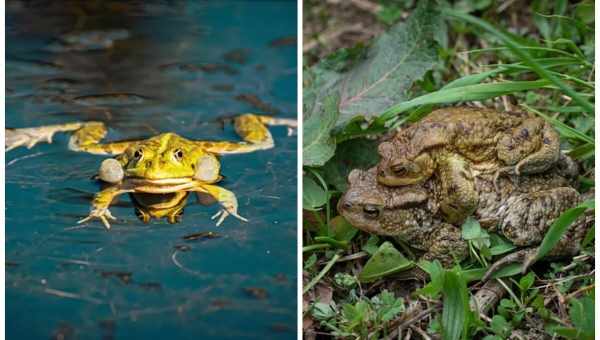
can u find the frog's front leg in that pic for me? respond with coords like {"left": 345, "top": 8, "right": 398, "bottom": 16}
{"left": 68, "top": 121, "right": 140, "bottom": 155}
{"left": 189, "top": 183, "right": 248, "bottom": 226}
{"left": 195, "top": 114, "right": 297, "bottom": 155}
{"left": 6, "top": 122, "right": 84, "bottom": 151}
{"left": 78, "top": 185, "right": 133, "bottom": 229}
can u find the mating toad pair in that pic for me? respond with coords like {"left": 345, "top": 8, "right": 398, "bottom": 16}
{"left": 338, "top": 107, "right": 592, "bottom": 279}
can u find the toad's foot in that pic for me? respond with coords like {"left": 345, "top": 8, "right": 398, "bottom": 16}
{"left": 481, "top": 248, "right": 537, "bottom": 281}
{"left": 5, "top": 123, "right": 83, "bottom": 151}
{"left": 492, "top": 166, "right": 519, "bottom": 193}
{"left": 78, "top": 208, "right": 117, "bottom": 230}
{"left": 211, "top": 209, "right": 248, "bottom": 226}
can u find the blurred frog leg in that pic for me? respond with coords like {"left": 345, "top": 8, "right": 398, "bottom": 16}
{"left": 194, "top": 113, "right": 297, "bottom": 154}
{"left": 68, "top": 121, "right": 140, "bottom": 155}
{"left": 78, "top": 185, "right": 133, "bottom": 229}
{"left": 6, "top": 122, "right": 84, "bottom": 151}
{"left": 190, "top": 183, "right": 247, "bottom": 226}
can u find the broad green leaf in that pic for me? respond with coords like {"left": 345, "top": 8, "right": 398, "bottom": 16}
{"left": 490, "top": 315, "right": 511, "bottom": 338}
{"left": 461, "top": 217, "right": 491, "bottom": 249}
{"left": 575, "top": 1, "right": 595, "bottom": 24}
{"left": 558, "top": 296, "right": 595, "bottom": 340}
{"left": 574, "top": 296, "right": 594, "bottom": 339}
{"left": 302, "top": 175, "right": 327, "bottom": 210}
{"left": 535, "top": 199, "right": 594, "bottom": 261}
{"left": 337, "top": 1, "right": 440, "bottom": 126}
{"left": 303, "top": 94, "right": 340, "bottom": 166}
{"left": 322, "top": 138, "right": 380, "bottom": 191}
{"left": 417, "top": 260, "right": 445, "bottom": 296}
{"left": 358, "top": 242, "right": 414, "bottom": 282}
{"left": 441, "top": 270, "right": 469, "bottom": 340}
{"left": 519, "top": 272, "right": 535, "bottom": 292}
{"left": 329, "top": 216, "right": 359, "bottom": 242}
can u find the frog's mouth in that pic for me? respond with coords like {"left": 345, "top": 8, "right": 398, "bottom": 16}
{"left": 127, "top": 177, "right": 194, "bottom": 185}
{"left": 126, "top": 177, "right": 197, "bottom": 194}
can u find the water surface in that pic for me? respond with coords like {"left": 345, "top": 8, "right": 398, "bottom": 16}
{"left": 6, "top": 1, "right": 297, "bottom": 338}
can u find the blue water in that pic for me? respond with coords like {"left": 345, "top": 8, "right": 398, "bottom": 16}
{"left": 6, "top": 1, "right": 297, "bottom": 339}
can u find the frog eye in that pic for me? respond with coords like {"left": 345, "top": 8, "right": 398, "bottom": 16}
{"left": 133, "top": 149, "right": 144, "bottom": 160}
{"left": 363, "top": 205, "right": 381, "bottom": 219}
{"left": 173, "top": 149, "right": 184, "bottom": 161}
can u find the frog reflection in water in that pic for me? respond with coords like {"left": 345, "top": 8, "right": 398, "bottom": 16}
{"left": 6, "top": 114, "right": 296, "bottom": 229}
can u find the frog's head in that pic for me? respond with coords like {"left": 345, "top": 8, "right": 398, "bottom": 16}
{"left": 98, "top": 133, "right": 221, "bottom": 183}
{"left": 377, "top": 141, "right": 434, "bottom": 187}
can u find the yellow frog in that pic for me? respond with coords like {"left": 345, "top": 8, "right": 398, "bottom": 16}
{"left": 6, "top": 114, "right": 296, "bottom": 229}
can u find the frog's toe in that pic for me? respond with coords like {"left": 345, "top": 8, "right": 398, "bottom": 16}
{"left": 211, "top": 209, "right": 247, "bottom": 226}
{"left": 482, "top": 248, "right": 537, "bottom": 281}
{"left": 211, "top": 209, "right": 228, "bottom": 226}
{"left": 78, "top": 208, "right": 117, "bottom": 230}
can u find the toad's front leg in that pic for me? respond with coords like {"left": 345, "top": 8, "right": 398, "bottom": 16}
{"left": 436, "top": 152, "right": 478, "bottom": 224}
{"left": 78, "top": 185, "right": 133, "bottom": 229}
{"left": 189, "top": 183, "right": 247, "bottom": 226}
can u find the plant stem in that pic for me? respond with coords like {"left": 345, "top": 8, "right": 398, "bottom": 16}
{"left": 303, "top": 253, "right": 341, "bottom": 294}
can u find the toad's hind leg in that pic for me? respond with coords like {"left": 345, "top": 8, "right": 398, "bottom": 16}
{"left": 68, "top": 121, "right": 140, "bottom": 155}
{"left": 194, "top": 114, "right": 297, "bottom": 155}
{"left": 495, "top": 119, "right": 560, "bottom": 182}
{"left": 482, "top": 187, "right": 591, "bottom": 281}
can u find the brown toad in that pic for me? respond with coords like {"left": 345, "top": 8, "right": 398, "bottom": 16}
{"left": 377, "top": 107, "right": 561, "bottom": 223}
{"left": 339, "top": 160, "right": 590, "bottom": 276}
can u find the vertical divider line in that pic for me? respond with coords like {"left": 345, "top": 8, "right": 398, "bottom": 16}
{"left": 296, "top": 0, "right": 304, "bottom": 338}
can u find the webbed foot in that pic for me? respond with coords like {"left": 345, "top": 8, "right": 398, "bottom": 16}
{"left": 481, "top": 248, "right": 537, "bottom": 281}
{"left": 78, "top": 208, "right": 117, "bottom": 230}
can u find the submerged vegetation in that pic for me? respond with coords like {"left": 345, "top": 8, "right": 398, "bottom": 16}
{"left": 303, "top": 1, "right": 594, "bottom": 338}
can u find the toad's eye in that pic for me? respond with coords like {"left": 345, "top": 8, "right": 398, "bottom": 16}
{"left": 133, "top": 149, "right": 143, "bottom": 160}
{"left": 363, "top": 205, "right": 380, "bottom": 219}
{"left": 391, "top": 163, "right": 408, "bottom": 176}
{"left": 174, "top": 149, "right": 184, "bottom": 161}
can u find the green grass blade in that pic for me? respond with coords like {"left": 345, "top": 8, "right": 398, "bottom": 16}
{"left": 378, "top": 79, "right": 550, "bottom": 123}
{"left": 444, "top": 9, "right": 594, "bottom": 114}
{"left": 442, "top": 271, "right": 469, "bottom": 340}
{"left": 522, "top": 104, "right": 595, "bottom": 144}
{"left": 535, "top": 200, "right": 594, "bottom": 261}
{"left": 303, "top": 253, "right": 341, "bottom": 294}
